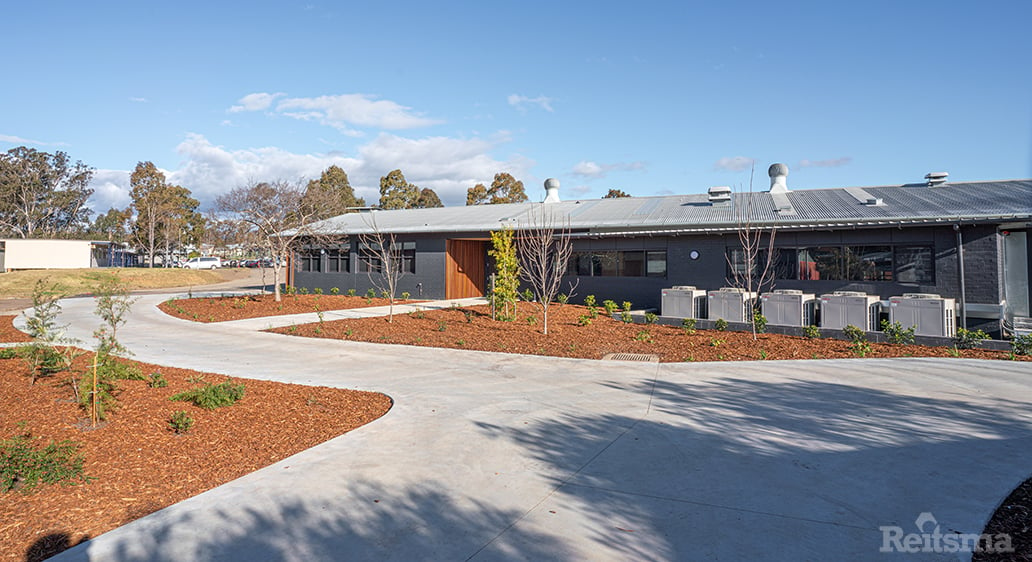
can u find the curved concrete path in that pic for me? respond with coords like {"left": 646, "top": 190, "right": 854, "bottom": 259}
{"left": 38, "top": 294, "right": 1032, "bottom": 561}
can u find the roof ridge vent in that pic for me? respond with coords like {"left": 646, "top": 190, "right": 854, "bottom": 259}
{"left": 901, "top": 292, "right": 942, "bottom": 299}
{"left": 925, "top": 172, "right": 948, "bottom": 186}
{"left": 708, "top": 185, "right": 731, "bottom": 205}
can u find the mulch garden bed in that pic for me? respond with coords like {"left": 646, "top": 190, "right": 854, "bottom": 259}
{"left": 267, "top": 301, "right": 1030, "bottom": 363}
{"left": 0, "top": 318, "right": 392, "bottom": 562}
{"left": 158, "top": 293, "right": 416, "bottom": 323}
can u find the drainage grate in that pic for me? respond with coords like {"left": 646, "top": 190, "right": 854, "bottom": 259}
{"left": 602, "top": 353, "right": 660, "bottom": 363}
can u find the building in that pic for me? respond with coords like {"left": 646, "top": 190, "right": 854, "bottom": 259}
{"left": 0, "top": 239, "right": 137, "bottom": 271}
{"left": 290, "top": 166, "right": 1032, "bottom": 337}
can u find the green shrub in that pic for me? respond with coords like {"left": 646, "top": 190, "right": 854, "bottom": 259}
{"left": 526, "top": 315, "right": 538, "bottom": 325}
{"left": 170, "top": 381, "right": 246, "bottom": 410}
{"left": 954, "top": 328, "right": 989, "bottom": 350}
{"left": 20, "top": 343, "right": 70, "bottom": 383}
{"left": 843, "top": 324, "right": 866, "bottom": 344}
{"left": 602, "top": 300, "right": 619, "bottom": 315}
{"left": 714, "top": 318, "right": 728, "bottom": 331}
{"left": 880, "top": 320, "right": 916, "bottom": 345}
{"left": 0, "top": 348, "right": 18, "bottom": 360}
{"left": 365, "top": 288, "right": 377, "bottom": 299}
{"left": 313, "top": 287, "right": 323, "bottom": 295}
{"left": 843, "top": 325, "right": 871, "bottom": 357}
{"left": 437, "top": 320, "right": 447, "bottom": 332}
{"left": 620, "top": 311, "right": 633, "bottom": 323}
{"left": 1012, "top": 334, "right": 1032, "bottom": 356}
{"left": 577, "top": 315, "right": 592, "bottom": 326}
{"left": 681, "top": 318, "right": 697, "bottom": 334}
{"left": 644, "top": 312, "right": 658, "bottom": 325}
{"left": 168, "top": 411, "right": 194, "bottom": 434}
{"left": 400, "top": 291, "right": 410, "bottom": 300}
{"left": 1, "top": 433, "right": 89, "bottom": 493}
{"left": 346, "top": 289, "right": 356, "bottom": 297}
{"left": 522, "top": 288, "right": 535, "bottom": 302}
{"left": 634, "top": 329, "right": 654, "bottom": 343}
{"left": 556, "top": 293, "right": 569, "bottom": 306}
{"left": 148, "top": 372, "right": 168, "bottom": 388}
{"left": 99, "top": 357, "right": 144, "bottom": 381}
{"left": 330, "top": 287, "right": 340, "bottom": 295}
{"left": 752, "top": 310, "right": 767, "bottom": 333}
{"left": 622, "top": 301, "right": 632, "bottom": 312}
{"left": 803, "top": 325, "right": 820, "bottom": 339}
{"left": 583, "top": 295, "right": 597, "bottom": 308}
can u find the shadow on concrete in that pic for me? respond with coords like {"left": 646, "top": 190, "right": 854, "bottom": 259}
{"left": 476, "top": 371, "right": 1032, "bottom": 559}
{"left": 53, "top": 480, "right": 567, "bottom": 561}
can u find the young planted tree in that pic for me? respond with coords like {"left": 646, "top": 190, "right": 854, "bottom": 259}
{"left": 83, "top": 274, "right": 138, "bottom": 425}
{"left": 488, "top": 226, "right": 519, "bottom": 321}
{"left": 516, "top": 206, "right": 577, "bottom": 335}
{"left": 216, "top": 180, "right": 334, "bottom": 302}
{"left": 21, "top": 279, "right": 76, "bottom": 385}
{"left": 726, "top": 166, "right": 778, "bottom": 339}
{"left": 357, "top": 214, "right": 406, "bottom": 323}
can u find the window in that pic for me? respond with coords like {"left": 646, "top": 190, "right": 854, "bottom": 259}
{"left": 401, "top": 241, "right": 416, "bottom": 274}
{"left": 326, "top": 249, "right": 348, "bottom": 273}
{"left": 740, "top": 244, "right": 933, "bottom": 283}
{"left": 358, "top": 242, "right": 382, "bottom": 273}
{"left": 845, "top": 246, "right": 892, "bottom": 281}
{"left": 894, "top": 246, "right": 934, "bottom": 284}
{"left": 299, "top": 250, "right": 321, "bottom": 272}
{"left": 568, "top": 250, "right": 667, "bottom": 278}
{"left": 729, "top": 248, "right": 797, "bottom": 280}
{"left": 646, "top": 251, "right": 667, "bottom": 277}
{"left": 359, "top": 241, "right": 416, "bottom": 274}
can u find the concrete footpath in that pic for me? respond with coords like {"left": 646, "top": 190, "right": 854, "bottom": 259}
{"left": 37, "top": 293, "right": 1032, "bottom": 561}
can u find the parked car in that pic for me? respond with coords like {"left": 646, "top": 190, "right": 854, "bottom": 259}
{"left": 181, "top": 257, "right": 222, "bottom": 270}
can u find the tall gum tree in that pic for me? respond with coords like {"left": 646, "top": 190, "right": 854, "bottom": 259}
{"left": 0, "top": 146, "right": 94, "bottom": 238}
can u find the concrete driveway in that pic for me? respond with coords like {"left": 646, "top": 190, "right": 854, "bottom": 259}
{"left": 43, "top": 293, "right": 1032, "bottom": 561}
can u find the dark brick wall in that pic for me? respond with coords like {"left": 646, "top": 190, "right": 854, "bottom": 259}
{"left": 292, "top": 224, "right": 1006, "bottom": 318}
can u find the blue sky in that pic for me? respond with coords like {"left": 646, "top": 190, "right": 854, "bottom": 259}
{"left": 2, "top": 1, "right": 1030, "bottom": 211}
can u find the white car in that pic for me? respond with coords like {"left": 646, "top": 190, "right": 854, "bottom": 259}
{"left": 182, "top": 257, "right": 221, "bottom": 270}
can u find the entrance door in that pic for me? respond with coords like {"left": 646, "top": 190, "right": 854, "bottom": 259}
{"left": 446, "top": 240, "right": 487, "bottom": 299}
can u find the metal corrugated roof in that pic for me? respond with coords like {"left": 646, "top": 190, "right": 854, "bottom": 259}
{"left": 307, "top": 180, "right": 1032, "bottom": 236}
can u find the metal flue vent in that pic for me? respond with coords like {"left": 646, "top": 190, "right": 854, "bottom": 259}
{"left": 708, "top": 186, "right": 732, "bottom": 205}
{"left": 925, "top": 172, "right": 948, "bottom": 186}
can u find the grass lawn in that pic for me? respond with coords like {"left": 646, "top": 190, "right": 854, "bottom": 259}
{"left": 0, "top": 268, "right": 227, "bottom": 298}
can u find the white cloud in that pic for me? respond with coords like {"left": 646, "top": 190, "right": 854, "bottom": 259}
{"left": 228, "top": 92, "right": 285, "bottom": 113}
{"left": 798, "top": 157, "right": 853, "bottom": 168}
{"left": 87, "top": 132, "right": 533, "bottom": 210}
{"left": 571, "top": 160, "right": 645, "bottom": 179}
{"left": 129, "top": 97, "right": 148, "bottom": 103}
{"left": 567, "top": 184, "right": 592, "bottom": 197}
{"left": 0, "top": 133, "right": 66, "bottom": 147}
{"left": 276, "top": 94, "right": 442, "bottom": 132}
{"left": 88, "top": 169, "right": 132, "bottom": 211}
{"left": 713, "top": 156, "right": 755, "bottom": 172}
{"left": 507, "top": 94, "right": 554, "bottom": 113}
